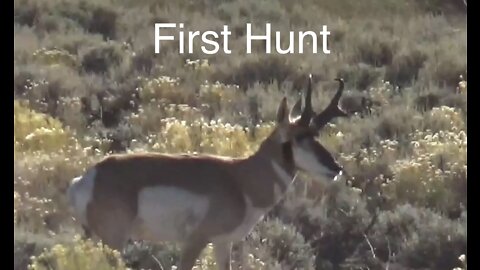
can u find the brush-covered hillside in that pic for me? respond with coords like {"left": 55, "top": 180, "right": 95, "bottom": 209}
{"left": 14, "top": 0, "right": 466, "bottom": 269}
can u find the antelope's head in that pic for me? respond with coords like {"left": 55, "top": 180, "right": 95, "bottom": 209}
{"left": 274, "top": 75, "right": 348, "bottom": 182}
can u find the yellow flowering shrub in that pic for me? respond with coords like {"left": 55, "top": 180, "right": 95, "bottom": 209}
{"left": 151, "top": 118, "right": 274, "bottom": 157}
{"left": 193, "top": 244, "right": 216, "bottom": 270}
{"left": 137, "top": 74, "right": 243, "bottom": 113}
{"left": 14, "top": 100, "right": 79, "bottom": 153}
{"left": 199, "top": 81, "right": 241, "bottom": 110}
{"left": 185, "top": 58, "right": 212, "bottom": 71}
{"left": 14, "top": 100, "right": 99, "bottom": 231}
{"left": 384, "top": 129, "right": 466, "bottom": 212}
{"left": 189, "top": 243, "right": 270, "bottom": 270}
{"left": 369, "top": 80, "right": 394, "bottom": 107}
{"left": 138, "top": 76, "right": 187, "bottom": 104}
{"left": 423, "top": 106, "right": 465, "bottom": 132}
{"left": 32, "top": 48, "right": 78, "bottom": 69}
{"left": 28, "top": 237, "right": 126, "bottom": 270}
{"left": 14, "top": 151, "right": 96, "bottom": 231}
{"left": 127, "top": 102, "right": 205, "bottom": 135}
{"left": 185, "top": 58, "right": 214, "bottom": 80}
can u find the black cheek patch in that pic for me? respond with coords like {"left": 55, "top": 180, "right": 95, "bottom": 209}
{"left": 310, "top": 141, "right": 343, "bottom": 173}
{"left": 281, "top": 141, "right": 294, "bottom": 164}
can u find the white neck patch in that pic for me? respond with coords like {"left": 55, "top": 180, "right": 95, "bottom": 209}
{"left": 270, "top": 161, "right": 297, "bottom": 202}
{"left": 270, "top": 161, "right": 295, "bottom": 187}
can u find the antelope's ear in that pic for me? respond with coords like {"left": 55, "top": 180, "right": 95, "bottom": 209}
{"left": 276, "top": 97, "right": 290, "bottom": 124}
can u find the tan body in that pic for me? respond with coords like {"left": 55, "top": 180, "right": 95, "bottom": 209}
{"left": 68, "top": 76, "right": 348, "bottom": 270}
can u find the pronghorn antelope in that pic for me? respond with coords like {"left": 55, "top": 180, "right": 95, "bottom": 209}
{"left": 67, "top": 75, "right": 349, "bottom": 270}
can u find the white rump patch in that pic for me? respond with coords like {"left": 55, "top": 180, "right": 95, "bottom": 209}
{"left": 67, "top": 168, "right": 96, "bottom": 225}
{"left": 135, "top": 186, "right": 210, "bottom": 242}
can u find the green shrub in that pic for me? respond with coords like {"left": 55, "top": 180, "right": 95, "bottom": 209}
{"left": 420, "top": 36, "right": 466, "bottom": 88}
{"left": 213, "top": 55, "right": 302, "bottom": 90}
{"left": 337, "top": 63, "right": 383, "bottom": 91}
{"left": 371, "top": 204, "right": 466, "bottom": 270}
{"left": 122, "top": 241, "right": 180, "bottom": 270}
{"left": 354, "top": 35, "right": 397, "bottom": 67}
{"left": 81, "top": 42, "right": 127, "bottom": 74}
{"left": 57, "top": 0, "right": 118, "bottom": 39}
{"left": 247, "top": 219, "right": 315, "bottom": 269}
{"left": 385, "top": 49, "right": 428, "bottom": 87}
{"left": 375, "top": 106, "right": 422, "bottom": 140}
{"left": 14, "top": 0, "right": 43, "bottom": 27}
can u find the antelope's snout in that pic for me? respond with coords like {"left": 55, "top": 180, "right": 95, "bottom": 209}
{"left": 332, "top": 169, "right": 344, "bottom": 181}
{"left": 320, "top": 161, "right": 343, "bottom": 182}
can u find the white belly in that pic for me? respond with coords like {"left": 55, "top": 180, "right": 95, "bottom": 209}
{"left": 134, "top": 186, "right": 210, "bottom": 242}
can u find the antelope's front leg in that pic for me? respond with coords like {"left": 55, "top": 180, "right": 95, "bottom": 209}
{"left": 213, "top": 241, "right": 232, "bottom": 270}
{"left": 178, "top": 237, "right": 208, "bottom": 270}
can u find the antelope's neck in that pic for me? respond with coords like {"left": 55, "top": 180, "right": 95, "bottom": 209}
{"left": 234, "top": 137, "right": 297, "bottom": 209}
